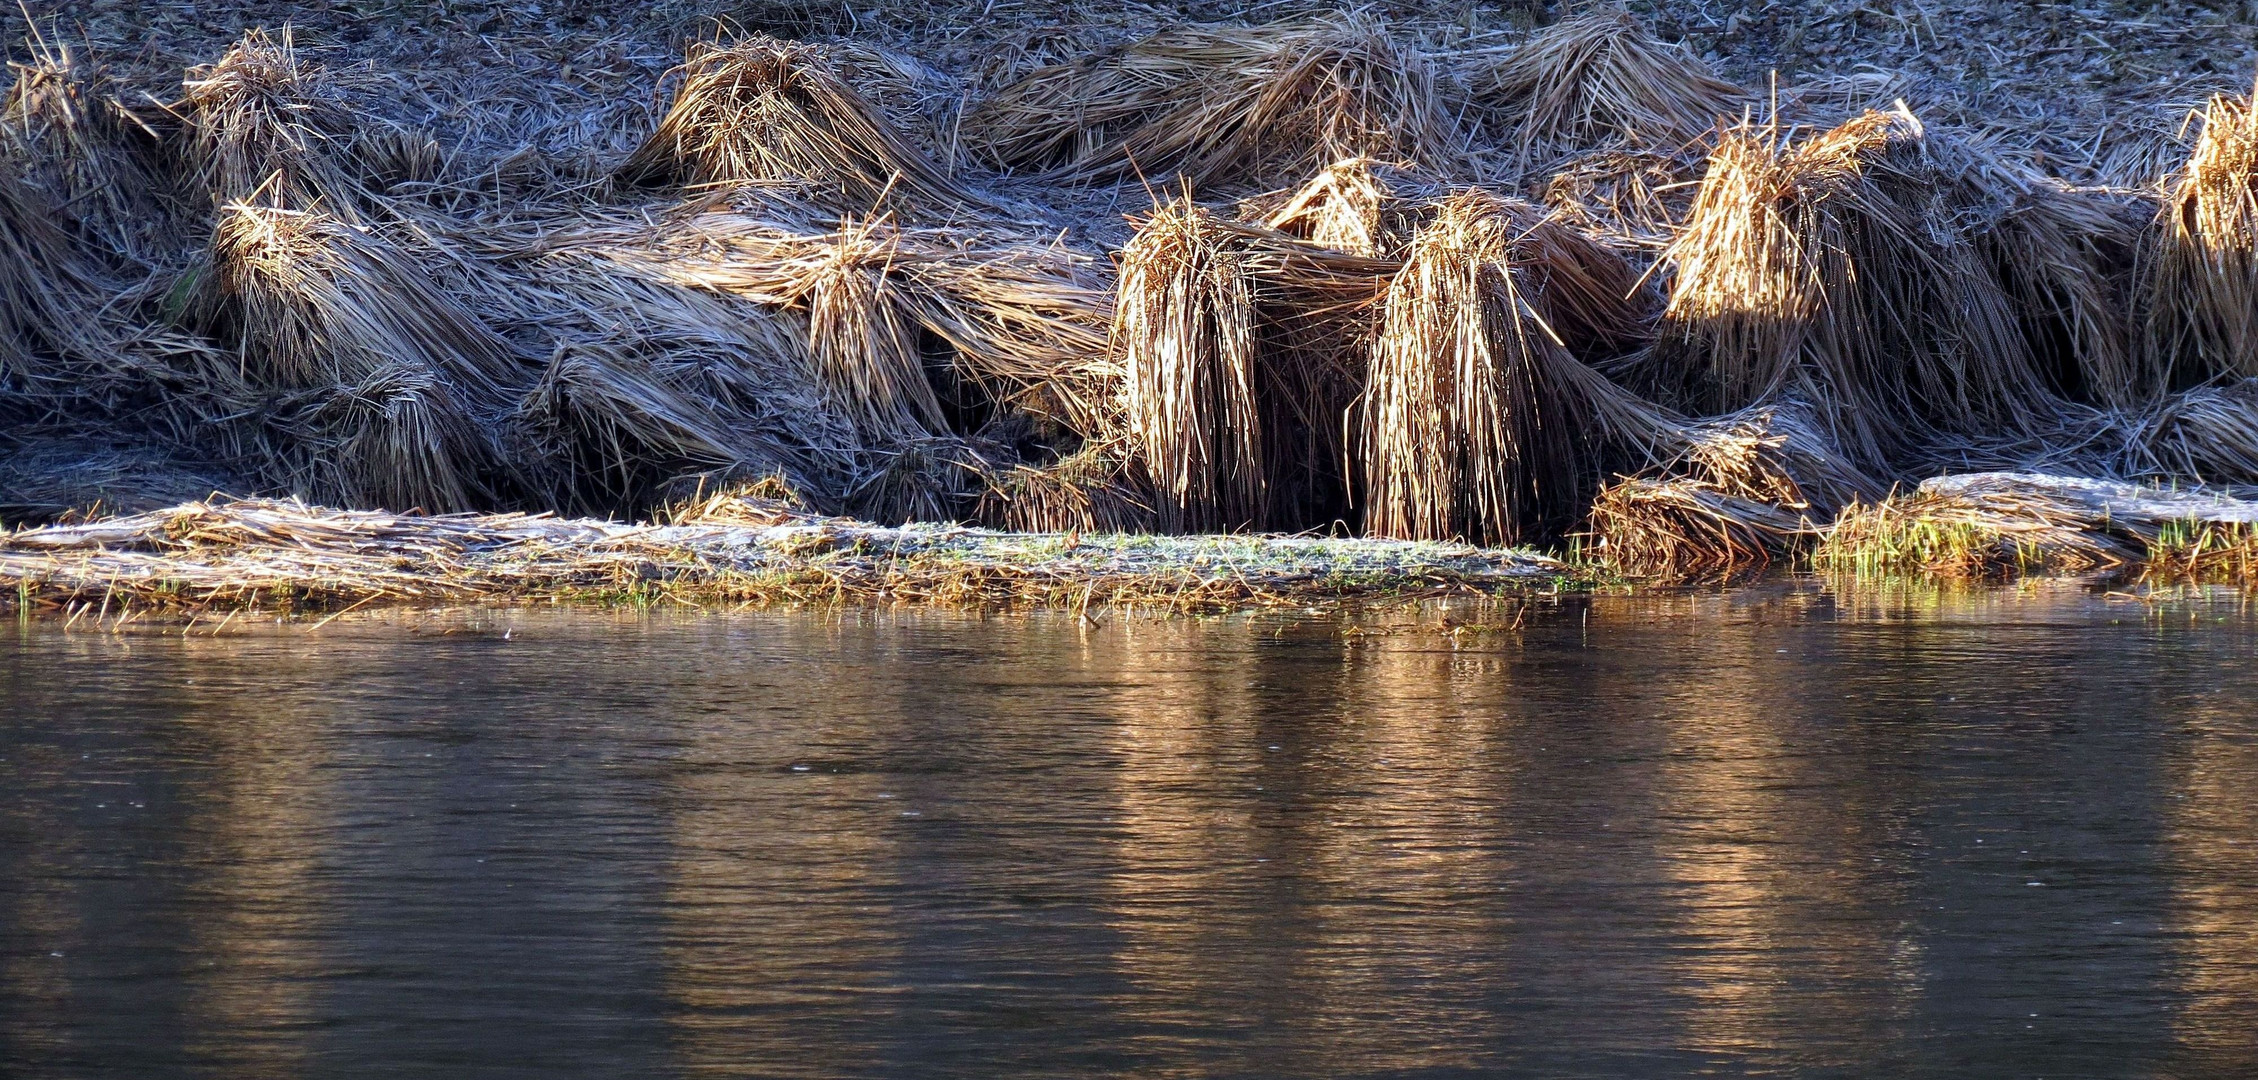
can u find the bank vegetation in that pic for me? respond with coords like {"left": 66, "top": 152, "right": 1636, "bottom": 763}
{"left": 4, "top": 1, "right": 2258, "bottom": 609}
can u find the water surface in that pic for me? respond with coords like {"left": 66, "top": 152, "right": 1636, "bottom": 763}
{"left": 5, "top": 584, "right": 2258, "bottom": 1077}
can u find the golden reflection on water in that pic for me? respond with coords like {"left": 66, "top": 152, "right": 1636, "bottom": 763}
{"left": 660, "top": 617, "right": 906, "bottom": 1080}
{"left": 0, "top": 629, "right": 332, "bottom": 1076}
{"left": 1097, "top": 618, "right": 1518, "bottom": 1072}
{"left": 2167, "top": 695, "right": 2258, "bottom": 1067}
{"left": 1633, "top": 611, "right": 1920, "bottom": 1064}
{"left": 1094, "top": 619, "right": 1277, "bottom": 1067}
{"left": 1288, "top": 637, "right": 1508, "bottom": 1070}
{"left": 5, "top": 587, "right": 2258, "bottom": 1075}
{"left": 167, "top": 635, "right": 331, "bottom": 1078}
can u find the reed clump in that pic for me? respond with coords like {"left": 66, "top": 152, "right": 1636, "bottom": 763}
{"left": 2147, "top": 88, "right": 2258, "bottom": 386}
{"left": 1359, "top": 190, "right": 1646, "bottom": 546}
{"left": 1652, "top": 111, "right": 2061, "bottom": 466}
{"left": 1586, "top": 401, "right": 1883, "bottom": 578}
{"left": 963, "top": 14, "right": 1458, "bottom": 190}
{"left": 1461, "top": 9, "right": 1745, "bottom": 165}
{"left": 1114, "top": 198, "right": 1264, "bottom": 531}
{"left": 615, "top": 36, "right": 969, "bottom": 212}
{"left": 973, "top": 442, "right": 1156, "bottom": 534}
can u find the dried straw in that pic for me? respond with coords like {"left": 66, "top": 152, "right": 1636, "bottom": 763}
{"left": 1115, "top": 197, "right": 1264, "bottom": 531}
{"left": 1263, "top": 156, "right": 1402, "bottom": 258}
{"left": 974, "top": 441, "right": 1156, "bottom": 533}
{"left": 1586, "top": 400, "right": 1883, "bottom": 578}
{"left": 1359, "top": 191, "right": 1635, "bottom": 546}
{"left": 1654, "top": 110, "right": 2058, "bottom": 467}
{"left": 1461, "top": 8, "right": 1745, "bottom": 167}
{"left": 615, "top": 35, "right": 970, "bottom": 213}
{"left": 2147, "top": 87, "right": 2258, "bottom": 386}
{"left": 963, "top": 14, "right": 1458, "bottom": 190}
{"left": 205, "top": 204, "right": 525, "bottom": 510}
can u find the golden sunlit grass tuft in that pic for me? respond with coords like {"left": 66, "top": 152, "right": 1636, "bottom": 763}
{"left": 962, "top": 14, "right": 1459, "bottom": 190}
{"left": 615, "top": 35, "right": 970, "bottom": 212}
{"left": 2148, "top": 88, "right": 2258, "bottom": 385}
{"left": 1462, "top": 8, "right": 1746, "bottom": 164}
{"left": 1358, "top": 190, "right": 1646, "bottom": 546}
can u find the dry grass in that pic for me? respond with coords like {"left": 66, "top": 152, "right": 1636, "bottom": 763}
{"left": 2145, "top": 518, "right": 2258, "bottom": 583}
{"left": 1982, "top": 176, "right": 2149, "bottom": 407}
{"left": 1586, "top": 478, "right": 1812, "bottom": 578}
{"left": 1461, "top": 8, "right": 1745, "bottom": 167}
{"left": 614, "top": 35, "right": 969, "bottom": 212}
{"left": 0, "top": 172, "right": 112, "bottom": 383}
{"left": 1110, "top": 187, "right": 1402, "bottom": 533}
{"left": 1653, "top": 110, "right": 2059, "bottom": 466}
{"left": 2145, "top": 377, "right": 2258, "bottom": 483}
{"left": 1262, "top": 156, "right": 1403, "bottom": 258}
{"left": 1540, "top": 148, "right": 1695, "bottom": 248}
{"left": 1819, "top": 493, "right": 2114, "bottom": 578}
{"left": 962, "top": 14, "right": 1459, "bottom": 190}
{"left": 802, "top": 222, "right": 949, "bottom": 442}
{"left": 584, "top": 208, "right": 1117, "bottom": 437}
{"left": 3, "top": 35, "right": 172, "bottom": 261}
{"left": 1585, "top": 400, "right": 1884, "bottom": 578}
{"left": 1114, "top": 197, "right": 1265, "bottom": 532}
{"left": 203, "top": 204, "right": 524, "bottom": 511}
{"left": 178, "top": 30, "right": 394, "bottom": 215}
{"left": 1358, "top": 191, "right": 1640, "bottom": 546}
{"left": 973, "top": 441, "right": 1156, "bottom": 533}
{"left": 2148, "top": 88, "right": 2258, "bottom": 386}
{"left": 1816, "top": 472, "right": 2258, "bottom": 582}
{"left": 0, "top": 495, "right": 1566, "bottom": 614}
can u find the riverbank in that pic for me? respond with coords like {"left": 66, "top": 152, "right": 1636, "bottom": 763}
{"left": 6, "top": 473, "right": 2258, "bottom": 618}
{"left": 0, "top": 494, "right": 1567, "bottom": 615}
{"left": 5, "top": 2, "right": 2258, "bottom": 585}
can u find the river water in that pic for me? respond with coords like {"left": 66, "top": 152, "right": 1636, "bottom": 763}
{"left": 4, "top": 583, "right": 2258, "bottom": 1077}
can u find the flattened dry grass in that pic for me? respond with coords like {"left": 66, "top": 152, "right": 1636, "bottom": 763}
{"left": 1816, "top": 473, "right": 2258, "bottom": 582}
{"left": 1585, "top": 401, "right": 1882, "bottom": 578}
{"left": 1461, "top": 8, "right": 1745, "bottom": 164}
{"left": 972, "top": 441, "right": 1156, "bottom": 534}
{"left": 0, "top": 495, "right": 1566, "bottom": 615}
{"left": 962, "top": 14, "right": 1459, "bottom": 190}
{"left": 1817, "top": 493, "right": 2118, "bottom": 578}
